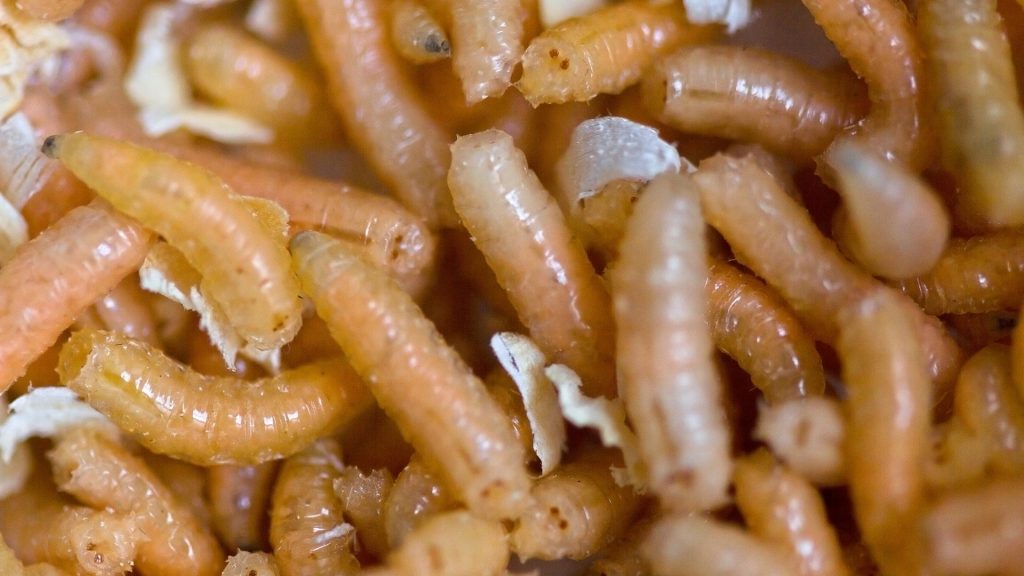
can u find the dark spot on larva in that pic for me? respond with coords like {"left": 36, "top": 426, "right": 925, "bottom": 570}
{"left": 41, "top": 135, "right": 60, "bottom": 158}
{"left": 669, "top": 468, "right": 696, "bottom": 486}
{"left": 423, "top": 35, "right": 450, "bottom": 55}
{"left": 560, "top": 59, "right": 569, "bottom": 70}
{"left": 248, "top": 570, "right": 257, "bottom": 576}
{"left": 997, "top": 315, "right": 1017, "bottom": 330}
{"left": 558, "top": 519, "right": 569, "bottom": 530}
{"left": 427, "top": 545, "right": 444, "bottom": 570}
{"left": 549, "top": 48, "right": 559, "bottom": 58}
{"left": 795, "top": 418, "right": 812, "bottom": 447}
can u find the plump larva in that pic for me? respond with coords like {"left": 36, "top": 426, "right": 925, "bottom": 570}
{"left": 734, "top": 450, "right": 851, "bottom": 576}
{"left": 291, "top": 230, "right": 532, "bottom": 520}
{"left": 448, "top": 129, "right": 616, "bottom": 399}
{"left": 0, "top": 202, "right": 152, "bottom": 393}
{"left": 693, "top": 153, "right": 963, "bottom": 392}
{"left": 294, "top": 0, "right": 456, "bottom": 227}
{"left": 511, "top": 445, "right": 642, "bottom": 560}
{"left": 801, "top": 0, "right": 929, "bottom": 171}
{"left": 643, "top": 45, "right": 867, "bottom": 160}
{"left": 920, "top": 0, "right": 1024, "bottom": 230}
{"left": 613, "top": 172, "right": 731, "bottom": 512}
{"left": 48, "top": 429, "right": 225, "bottom": 576}
{"left": 839, "top": 291, "right": 931, "bottom": 574}
{"left": 894, "top": 232, "right": 1024, "bottom": 316}
{"left": 706, "top": 258, "right": 826, "bottom": 403}
{"left": 44, "top": 132, "right": 303, "bottom": 351}
{"left": 518, "top": 1, "right": 717, "bottom": 105}
{"left": 271, "top": 438, "right": 359, "bottom": 576}
{"left": 59, "top": 329, "right": 374, "bottom": 466}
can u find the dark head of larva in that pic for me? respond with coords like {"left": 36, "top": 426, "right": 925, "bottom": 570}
{"left": 41, "top": 134, "right": 62, "bottom": 158}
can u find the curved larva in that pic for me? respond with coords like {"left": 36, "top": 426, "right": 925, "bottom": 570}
{"left": 293, "top": 0, "right": 456, "bottom": 227}
{"left": 613, "top": 172, "right": 731, "bottom": 512}
{"left": 48, "top": 429, "right": 225, "bottom": 576}
{"left": 800, "top": 0, "right": 929, "bottom": 171}
{"left": 59, "top": 329, "right": 375, "bottom": 466}
{"left": 693, "top": 153, "right": 963, "bottom": 392}
{"left": 448, "top": 129, "right": 616, "bottom": 399}
{"left": 643, "top": 45, "right": 867, "bottom": 160}
{"left": 270, "top": 438, "right": 359, "bottom": 576}
{"left": 0, "top": 202, "right": 152, "bottom": 393}
{"left": 706, "top": 258, "right": 826, "bottom": 403}
{"left": 43, "top": 132, "right": 303, "bottom": 351}
{"left": 518, "top": 1, "right": 717, "bottom": 105}
{"left": 291, "top": 231, "right": 532, "bottom": 520}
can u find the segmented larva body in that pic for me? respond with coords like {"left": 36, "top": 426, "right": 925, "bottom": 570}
{"left": 294, "top": 0, "right": 456, "bottom": 227}
{"left": 154, "top": 141, "right": 437, "bottom": 294}
{"left": 693, "top": 153, "right": 963, "bottom": 390}
{"left": 48, "top": 429, "right": 225, "bottom": 576}
{"left": 0, "top": 202, "right": 152, "bottom": 393}
{"left": 920, "top": 0, "right": 1024, "bottom": 230}
{"left": 448, "top": 129, "right": 616, "bottom": 399}
{"left": 894, "top": 232, "right": 1024, "bottom": 316}
{"left": 511, "top": 445, "right": 643, "bottom": 561}
{"left": 270, "top": 438, "right": 359, "bottom": 576}
{"left": 518, "top": 1, "right": 717, "bottom": 105}
{"left": 839, "top": 291, "right": 931, "bottom": 574}
{"left": 801, "top": 0, "right": 929, "bottom": 171}
{"left": 59, "top": 329, "right": 375, "bottom": 466}
{"left": 706, "top": 258, "right": 826, "bottom": 403}
{"left": 383, "top": 456, "right": 455, "bottom": 550}
{"left": 449, "top": 0, "right": 526, "bottom": 102}
{"left": 613, "top": 172, "right": 731, "bottom": 512}
{"left": 44, "top": 132, "right": 303, "bottom": 351}
{"left": 291, "top": 231, "right": 532, "bottom": 520}
{"left": 734, "top": 450, "right": 851, "bottom": 576}
{"left": 643, "top": 45, "right": 867, "bottom": 160}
